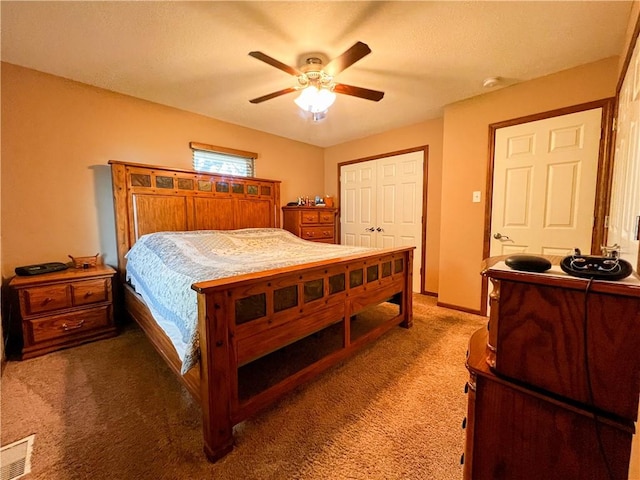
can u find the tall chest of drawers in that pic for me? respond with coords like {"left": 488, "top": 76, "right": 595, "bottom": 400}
{"left": 282, "top": 206, "right": 338, "bottom": 244}
{"left": 9, "top": 264, "right": 117, "bottom": 359}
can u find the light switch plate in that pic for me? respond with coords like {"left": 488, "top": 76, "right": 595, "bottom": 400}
{"left": 472, "top": 191, "right": 481, "bottom": 203}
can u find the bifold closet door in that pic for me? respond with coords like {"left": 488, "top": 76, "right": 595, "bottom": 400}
{"left": 340, "top": 151, "right": 424, "bottom": 292}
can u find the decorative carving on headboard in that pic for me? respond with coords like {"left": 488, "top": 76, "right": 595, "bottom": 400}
{"left": 109, "top": 160, "right": 281, "bottom": 278}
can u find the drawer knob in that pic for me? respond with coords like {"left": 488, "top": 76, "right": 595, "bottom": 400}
{"left": 43, "top": 297, "right": 53, "bottom": 305}
{"left": 61, "top": 319, "right": 85, "bottom": 331}
{"left": 84, "top": 291, "right": 94, "bottom": 298}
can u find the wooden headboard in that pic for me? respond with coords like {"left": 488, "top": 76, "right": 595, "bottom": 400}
{"left": 109, "top": 160, "right": 281, "bottom": 278}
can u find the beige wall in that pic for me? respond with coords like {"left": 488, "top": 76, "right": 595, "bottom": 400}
{"left": 0, "top": 57, "right": 623, "bottom": 312}
{"left": 1, "top": 63, "right": 324, "bottom": 278}
{"left": 620, "top": 1, "right": 640, "bottom": 77}
{"left": 323, "top": 119, "right": 444, "bottom": 295}
{"left": 439, "top": 56, "right": 619, "bottom": 312}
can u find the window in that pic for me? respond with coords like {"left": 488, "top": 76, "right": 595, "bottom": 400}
{"left": 190, "top": 142, "right": 257, "bottom": 177}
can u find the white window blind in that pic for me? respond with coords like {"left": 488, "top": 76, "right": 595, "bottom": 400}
{"left": 190, "top": 142, "right": 256, "bottom": 177}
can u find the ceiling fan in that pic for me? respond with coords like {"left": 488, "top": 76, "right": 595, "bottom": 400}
{"left": 248, "top": 41, "right": 385, "bottom": 110}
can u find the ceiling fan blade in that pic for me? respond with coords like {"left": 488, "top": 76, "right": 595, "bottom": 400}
{"left": 248, "top": 51, "right": 302, "bottom": 76}
{"left": 333, "top": 83, "right": 384, "bottom": 102}
{"left": 249, "top": 87, "right": 298, "bottom": 104}
{"left": 325, "top": 41, "right": 372, "bottom": 76}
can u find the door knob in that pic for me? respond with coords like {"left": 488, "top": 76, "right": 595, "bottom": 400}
{"left": 493, "top": 233, "right": 510, "bottom": 240}
{"left": 376, "top": 227, "right": 384, "bottom": 232}
{"left": 365, "top": 227, "right": 375, "bottom": 232}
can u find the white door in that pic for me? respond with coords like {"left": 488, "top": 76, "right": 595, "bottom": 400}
{"left": 609, "top": 35, "right": 640, "bottom": 271}
{"left": 490, "top": 108, "right": 603, "bottom": 257}
{"left": 341, "top": 151, "right": 424, "bottom": 292}
{"left": 341, "top": 161, "right": 376, "bottom": 247}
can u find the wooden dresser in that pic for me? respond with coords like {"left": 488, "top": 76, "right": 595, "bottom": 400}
{"left": 282, "top": 206, "right": 337, "bottom": 244}
{"left": 9, "top": 264, "right": 117, "bottom": 359}
{"left": 463, "top": 261, "right": 640, "bottom": 480}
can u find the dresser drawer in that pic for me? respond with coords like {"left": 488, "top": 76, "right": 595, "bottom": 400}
{"left": 71, "top": 278, "right": 110, "bottom": 306}
{"left": 318, "top": 211, "right": 335, "bottom": 223}
{"left": 301, "top": 226, "right": 334, "bottom": 241}
{"left": 300, "top": 211, "right": 320, "bottom": 223}
{"left": 28, "top": 306, "right": 111, "bottom": 343}
{"left": 22, "top": 284, "right": 71, "bottom": 315}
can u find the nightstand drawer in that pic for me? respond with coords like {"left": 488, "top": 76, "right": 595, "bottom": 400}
{"left": 301, "top": 226, "right": 334, "bottom": 241}
{"left": 301, "top": 211, "right": 320, "bottom": 223}
{"left": 23, "top": 284, "right": 71, "bottom": 315}
{"left": 71, "top": 278, "right": 110, "bottom": 306}
{"left": 28, "top": 306, "right": 110, "bottom": 343}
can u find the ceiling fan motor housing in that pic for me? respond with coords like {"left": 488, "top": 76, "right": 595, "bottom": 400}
{"left": 298, "top": 57, "right": 333, "bottom": 89}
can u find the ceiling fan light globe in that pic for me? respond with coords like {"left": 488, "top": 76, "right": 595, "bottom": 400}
{"left": 294, "top": 86, "right": 336, "bottom": 113}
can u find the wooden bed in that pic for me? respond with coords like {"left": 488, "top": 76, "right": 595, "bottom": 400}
{"left": 109, "top": 160, "right": 414, "bottom": 461}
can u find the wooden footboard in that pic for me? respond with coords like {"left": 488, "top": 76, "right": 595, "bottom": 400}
{"left": 193, "top": 247, "right": 414, "bottom": 461}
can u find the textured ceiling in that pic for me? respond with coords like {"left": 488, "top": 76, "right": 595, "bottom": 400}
{"left": 1, "top": 1, "right": 633, "bottom": 147}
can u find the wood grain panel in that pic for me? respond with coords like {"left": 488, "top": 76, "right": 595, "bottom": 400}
{"left": 22, "top": 284, "right": 71, "bottom": 315}
{"left": 473, "top": 371, "right": 632, "bottom": 480}
{"left": 465, "top": 327, "right": 634, "bottom": 480}
{"left": 133, "top": 194, "right": 188, "bottom": 239}
{"left": 495, "top": 280, "right": 640, "bottom": 421}
{"left": 235, "top": 199, "right": 272, "bottom": 229}
{"left": 71, "top": 278, "right": 110, "bottom": 306}
{"left": 193, "top": 197, "right": 235, "bottom": 230}
{"left": 29, "top": 307, "right": 110, "bottom": 343}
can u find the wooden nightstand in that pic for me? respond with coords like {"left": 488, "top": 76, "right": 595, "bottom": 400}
{"left": 282, "top": 206, "right": 338, "bottom": 243}
{"left": 9, "top": 264, "right": 117, "bottom": 359}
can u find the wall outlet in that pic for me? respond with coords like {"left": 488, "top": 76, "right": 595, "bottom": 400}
{"left": 472, "top": 191, "right": 481, "bottom": 203}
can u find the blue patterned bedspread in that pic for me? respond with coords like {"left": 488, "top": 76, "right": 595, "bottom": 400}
{"left": 125, "top": 228, "right": 373, "bottom": 373}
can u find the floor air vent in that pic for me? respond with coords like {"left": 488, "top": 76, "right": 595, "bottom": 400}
{"left": 1, "top": 435, "right": 34, "bottom": 480}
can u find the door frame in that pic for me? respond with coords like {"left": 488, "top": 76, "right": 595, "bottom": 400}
{"left": 480, "top": 98, "right": 616, "bottom": 316}
{"left": 337, "top": 145, "right": 429, "bottom": 295}
{"left": 614, "top": 13, "right": 640, "bottom": 275}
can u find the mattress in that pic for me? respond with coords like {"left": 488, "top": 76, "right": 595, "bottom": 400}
{"left": 125, "top": 228, "right": 373, "bottom": 373}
